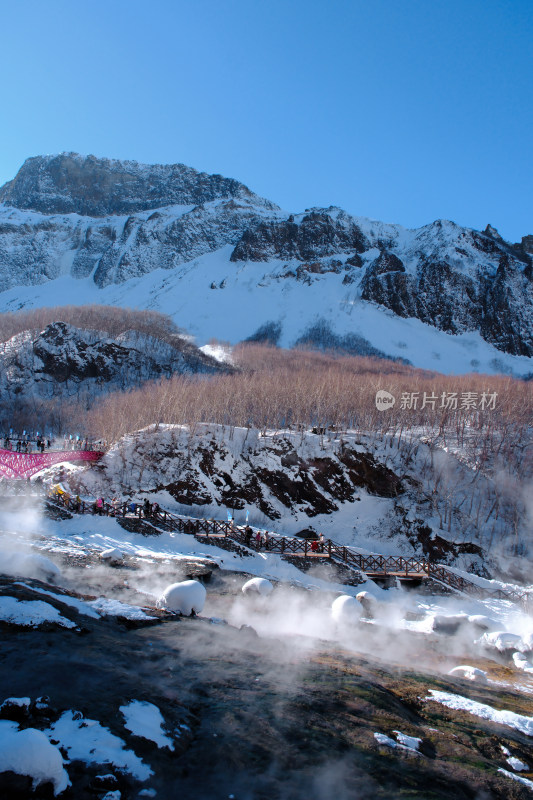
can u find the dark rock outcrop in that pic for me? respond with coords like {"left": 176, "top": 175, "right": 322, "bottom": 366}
{"left": 0, "top": 321, "right": 228, "bottom": 405}
{"left": 0, "top": 153, "right": 272, "bottom": 217}
{"left": 230, "top": 209, "right": 367, "bottom": 262}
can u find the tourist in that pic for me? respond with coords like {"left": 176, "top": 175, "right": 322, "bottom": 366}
{"left": 255, "top": 531, "right": 262, "bottom": 549}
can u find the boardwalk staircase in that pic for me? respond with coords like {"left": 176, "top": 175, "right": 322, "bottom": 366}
{"left": 45, "top": 493, "right": 531, "bottom": 614}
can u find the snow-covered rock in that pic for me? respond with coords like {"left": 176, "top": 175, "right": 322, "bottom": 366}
{"left": 45, "top": 709, "right": 152, "bottom": 781}
{"left": 425, "top": 690, "right": 533, "bottom": 736}
{"left": 332, "top": 594, "right": 361, "bottom": 624}
{"left": 0, "top": 720, "right": 69, "bottom": 795}
{"left": 156, "top": 580, "right": 206, "bottom": 615}
{"left": 393, "top": 731, "right": 422, "bottom": 752}
{"left": 0, "top": 320, "right": 226, "bottom": 408}
{"left": 467, "top": 615, "right": 500, "bottom": 633}
{"left": 0, "top": 550, "right": 61, "bottom": 583}
{"left": 477, "top": 631, "right": 523, "bottom": 653}
{"left": 241, "top": 577, "right": 273, "bottom": 597}
{"left": 512, "top": 652, "right": 533, "bottom": 673}
{"left": 87, "top": 598, "right": 156, "bottom": 621}
{"left": 448, "top": 665, "right": 488, "bottom": 683}
{"left": 374, "top": 730, "right": 420, "bottom": 753}
{"left": 356, "top": 591, "right": 384, "bottom": 620}
{"left": 100, "top": 548, "right": 125, "bottom": 565}
{"left": 506, "top": 756, "right": 529, "bottom": 772}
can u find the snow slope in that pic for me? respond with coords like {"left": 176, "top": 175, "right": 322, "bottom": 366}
{"left": 0, "top": 248, "right": 530, "bottom": 376}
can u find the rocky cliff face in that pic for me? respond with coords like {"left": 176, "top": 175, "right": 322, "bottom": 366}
{"left": 0, "top": 154, "right": 531, "bottom": 361}
{"left": 0, "top": 153, "right": 275, "bottom": 216}
{"left": 0, "top": 321, "right": 226, "bottom": 404}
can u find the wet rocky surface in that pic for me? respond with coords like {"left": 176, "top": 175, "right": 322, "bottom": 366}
{"left": 1, "top": 570, "right": 533, "bottom": 799}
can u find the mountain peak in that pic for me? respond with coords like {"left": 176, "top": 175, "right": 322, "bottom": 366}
{"left": 0, "top": 152, "right": 276, "bottom": 217}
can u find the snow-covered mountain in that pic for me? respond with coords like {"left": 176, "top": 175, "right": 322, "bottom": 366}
{"left": 0, "top": 153, "right": 532, "bottom": 375}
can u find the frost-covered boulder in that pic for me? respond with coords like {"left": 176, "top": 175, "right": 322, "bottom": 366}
{"left": 356, "top": 591, "right": 381, "bottom": 620}
{"left": 518, "top": 631, "right": 533, "bottom": 654}
{"left": 157, "top": 580, "right": 206, "bottom": 616}
{"left": 332, "top": 595, "right": 361, "bottom": 625}
{"left": 467, "top": 615, "right": 500, "bottom": 634}
{"left": 0, "top": 550, "right": 61, "bottom": 583}
{"left": 512, "top": 652, "right": 533, "bottom": 673}
{"left": 241, "top": 578, "right": 273, "bottom": 597}
{"left": 448, "top": 665, "right": 488, "bottom": 683}
{"left": 0, "top": 697, "right": 31, "bottom": 722}
{"left": 100, "top": 548, "right": 125, "bottom": 566}
{"left": 478, "top": 631, "right": 523, "bottom": 653}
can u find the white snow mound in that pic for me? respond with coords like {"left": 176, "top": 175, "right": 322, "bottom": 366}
{"left": 242, "top": 578, "right": 273, "bottom": 597}
{"left": 0, "top": 720, "right": 69, "bottom": 795}
{"left": 157, "top": 580, "right": 206, "bottom": 615}
{"left": 332, "top": 595, "right": 361, "bottom": 624}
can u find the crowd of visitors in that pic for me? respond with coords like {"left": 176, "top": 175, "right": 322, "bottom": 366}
{"left": 2, "top": 433, "right": 94, "bottom": 453}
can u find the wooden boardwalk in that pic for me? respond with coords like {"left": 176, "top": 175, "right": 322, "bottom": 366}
{"left": 46, "top": 493, "right": 531, "bottom": 613}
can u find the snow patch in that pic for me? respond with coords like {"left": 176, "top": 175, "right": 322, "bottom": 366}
{"left": 0, "top": 596, "right": 76, "bottom": 629}
{"left": 45, "top": 710, "right": 152, "bottom": 781}
{"left": 87, "top": 597, "right": 156, "bottom": 621}
{"left": 120, "top": 700, "right": 174, "bottom": 750}
{"left": 426, "top": 690, "right": 533, "bottom": 736}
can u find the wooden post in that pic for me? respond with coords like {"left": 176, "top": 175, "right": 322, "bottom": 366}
{"left": 304, "top": 539, "right": 308, "bottom": 557}
{"left": 328, "top": 540, "right": 331, "bottom": 557}
{"left": 343, "top": 547, "right": 346, "bottom": 562}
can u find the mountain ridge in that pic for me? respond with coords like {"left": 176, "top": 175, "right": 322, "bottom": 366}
{"left": 0, "top": 153, "right": 531, "bottom": 367}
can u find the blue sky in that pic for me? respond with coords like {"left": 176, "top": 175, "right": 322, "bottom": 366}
{"left": 0, "top": 0, "right": 531, "bottom": 240}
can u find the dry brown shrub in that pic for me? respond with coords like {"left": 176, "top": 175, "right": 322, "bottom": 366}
{"left": 0, "top": 305, "right": 184, "bottom": 345}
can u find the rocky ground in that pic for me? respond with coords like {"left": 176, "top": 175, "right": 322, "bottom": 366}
{"left": 1, "top": 542, "right": 533, "bottom": 800}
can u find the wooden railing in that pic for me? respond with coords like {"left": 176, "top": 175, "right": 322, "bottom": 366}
{"left": 45, "top": 493, "right": 531, "bottom": 613}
